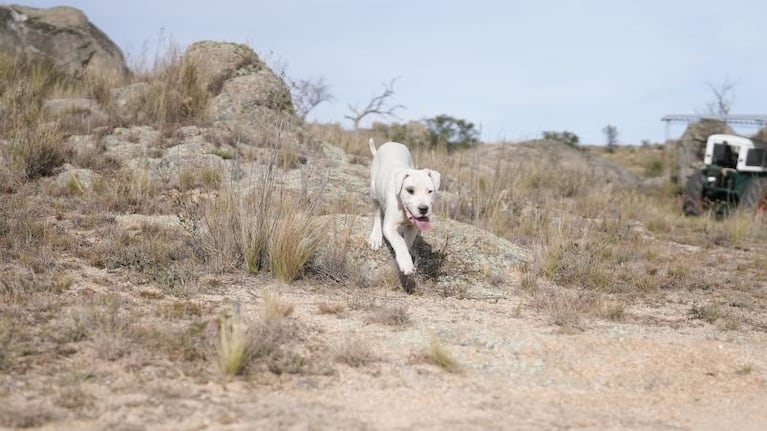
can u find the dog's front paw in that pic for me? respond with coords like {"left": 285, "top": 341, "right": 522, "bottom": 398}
{"left": 397, "top": 257, "right": 415, "bottom": 275}
{"left": 368, "top": 234, "right": 382, "bottom": 251}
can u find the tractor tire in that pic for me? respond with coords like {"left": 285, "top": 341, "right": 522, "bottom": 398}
{"left": 740, "top": 177, "right": 767, "bottom": 213}
{"left": 682, "top": 172, "right": 706, "bottom": 216}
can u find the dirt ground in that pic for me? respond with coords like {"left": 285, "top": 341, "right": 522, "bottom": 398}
{"left": 2, "top": 258, "right": 766, "bottom": 431}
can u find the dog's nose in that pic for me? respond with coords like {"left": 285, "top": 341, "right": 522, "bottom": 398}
{"left": 418, "top": 205, "right": 429, "bottom": 215}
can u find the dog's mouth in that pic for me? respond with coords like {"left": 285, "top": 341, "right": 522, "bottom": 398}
{"left": 406, "top": 208, "right": 432, "bottom": 232}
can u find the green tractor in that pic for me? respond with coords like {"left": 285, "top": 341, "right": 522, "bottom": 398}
{"left": 683, "top": 134, "right": 767, "bottom": 216}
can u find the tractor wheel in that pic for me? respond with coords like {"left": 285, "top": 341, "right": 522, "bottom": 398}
{"left": 740, "top": 177, "right": 767, "bottom": 213}
{"left": 682, "top": 172, "right": 706, "bottom": 216}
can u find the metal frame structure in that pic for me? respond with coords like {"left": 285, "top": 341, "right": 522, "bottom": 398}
{"left": 661, "top": 114, "right": 767, "bottom": 139}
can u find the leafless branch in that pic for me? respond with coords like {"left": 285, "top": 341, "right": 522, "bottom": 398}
{"left": 705, "top": 78, "right": 736, "bottom": 116}
{"left": 291, "top": 77, "right": 334, "bottom": 121}
{"left": 344, "top": 78, "right": 405, "bottom": 130}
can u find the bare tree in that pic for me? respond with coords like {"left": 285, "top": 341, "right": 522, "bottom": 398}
{"left": 704, "top": 78, "right": 736, "bottom": 116}
{"left": 291, "top": 77, "right": 334, "bottom": 121}
{"left": 345, "top": 78, "right": 405, "bottom": 130}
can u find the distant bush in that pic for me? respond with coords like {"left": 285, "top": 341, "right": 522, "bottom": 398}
{"left": 644, "top": 159, "right": 664, "bottom": 178}
{"left": 425, "top": 114, "right": 480, "bottom": 150}
{"left": 371, "top": 120, "right": 430, "bottom": 148}
{"left": 542, "top": 130, "right": 580, "bottom": 147}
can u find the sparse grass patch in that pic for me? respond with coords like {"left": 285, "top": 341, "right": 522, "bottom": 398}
{"left": 217, "top": 311, "right": 252, "bottom": 376}
{"left": 90, "top": 167, "right": 167, "bottom": 213}
{"left": 214, "top": 301, "right": 304, "bottom": 376}
{"left": 644, "top": 159, "right": 664, "bottom": 178}
{"left": 688, "top": 303, "right": 721, "bottom": 324}
{"left": 74, "top": 295, "right": 136, "bottom": 361}
{"left": 532, "top": 286, "right": 600, "bottom": 328}
{"left": 0, "top": 402, "right": 55, "bottom": 429}
{"left": 318, "top": 302, "right": 346, "bottom": 315}
{"left": 128, "top": 40, "right": 209, "bottom": 131}
{"left": 178, "top": 176, "right": 324, "bottom": 281}
{"left": 598, "top": 301, "right": 626, "bottom": 322}
{"left": 8, "top": 122, "right": 68, "bottom": 180}
{"left": 308, "top": 222, "right": 362, "bottom": 285}
{"left": 268, "top": 211, "right": 325, "bottom": 282}
{"left": 0, "top": 317, "right": 14, "bottom": 370}
{"left": 366, "top": 304, "right": 411, "bottom": 327}
{"left": 211, "top": 148, "right": 234, "bottom": 160}
{"left": 423, "top": 337, "right": 461, "bottom": 373}
{"left": 261, "top": 291, "right": 294, "bottom": 321}
{"left": 334, "top": 338, "right": 376, "bottom": 367}
{"left": 161, "top": 300, "right": 203, "bottom": 319}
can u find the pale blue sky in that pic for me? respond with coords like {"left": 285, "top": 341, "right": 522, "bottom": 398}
{"left": 17, "top": 1, "right": 767, "bottom": 144}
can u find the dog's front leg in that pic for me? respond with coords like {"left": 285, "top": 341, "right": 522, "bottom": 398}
{"left": 383, "top": 224, "right": 415, "bottom": 275}
{"left": 404, "top": 224, "right": 419, "bottom": 249}
{"left": 368, "top": 206, "right": 383, "bottom": 250}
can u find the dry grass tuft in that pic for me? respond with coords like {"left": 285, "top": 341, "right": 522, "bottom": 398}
{"left": 217, "top": 311, "right": 252, "bottom": 376}
{"left": 688, "top": 303, "right": 721, "bottom": 324}
{"left": 130, "top": 39, "right": 209, "bottom": 131}
{"left": 423, "top": 337, "right": 461, "bottom": 373}
{"left": 268, "top": 212, "right": 325, "bottom": 282}
{"left": 261, "top": 291, "right": 295, "bottom": 322}
{"left": 318, "top": 302, "right": 346, "bottom": 315}
{"left": 366, "top": 304, "right": 411, "bottom": 327}
{"left": 334, "top": 338, "right": 376, "bottom": 367}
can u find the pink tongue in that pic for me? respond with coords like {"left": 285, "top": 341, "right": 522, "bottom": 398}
{"left": 414, "top": 218, "right": 432, "bottom": 231}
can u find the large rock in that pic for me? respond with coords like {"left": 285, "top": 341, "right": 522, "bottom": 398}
{"left": 190, "top": 41, "right": 312, "bottom": 163}
{"left": 675, "top": 119, "right": 734, "bottom": 186}
{"left": 317, "top": 214, "right": 528, "bottom": 299}
{"left": 0, "top": 5, "right": 129, "bottom": 80}
{"left": 182, "top": 41, "right": 263, "bottom": 94}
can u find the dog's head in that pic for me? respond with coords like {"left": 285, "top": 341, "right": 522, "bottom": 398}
{"left": 397, "top": 168, "right": 441, "bottom": 231}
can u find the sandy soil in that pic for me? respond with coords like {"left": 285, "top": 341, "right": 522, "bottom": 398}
{"left": 3, "top": 264, "right": 765, "bottom": 431}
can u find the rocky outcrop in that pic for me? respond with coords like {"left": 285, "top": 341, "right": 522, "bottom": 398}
{"left": 0, "top": 5, "right": 129, "bottom": 80}
{"left": 182, "top": 41, "right": 263, "bottom": 94}
{"left": 317, "top": 214, "right": 527, "bottom": 299}
{"left": 181, "top": 41, "right": 306, "bottom": 154}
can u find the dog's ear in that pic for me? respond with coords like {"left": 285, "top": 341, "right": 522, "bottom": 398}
{"left": 427, "top": 170, "right": 441, "bottom": 192}
{"left": 395, "top": 170, "right": 410, "bottom": 195}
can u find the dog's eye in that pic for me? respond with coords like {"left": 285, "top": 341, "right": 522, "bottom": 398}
{"left": 428, "top": 190, "right": 434, "bottom": 194}
{"left": 405, "top": 187, "right": 414, "bottom": 195}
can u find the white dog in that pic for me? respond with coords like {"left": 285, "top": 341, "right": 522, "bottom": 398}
{"left": 368, "top": 139, "right": 441, "bottom": 275}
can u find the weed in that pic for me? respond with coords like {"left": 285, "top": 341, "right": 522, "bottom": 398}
{"left": 735, "top": 364, "right": 754, "bottom": 376}
{"left": 424, "top": 337, "right": 461, "bottom": 373}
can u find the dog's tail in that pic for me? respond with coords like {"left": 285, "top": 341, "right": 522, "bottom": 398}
{"left": 369, "top": 138, "right": 377, "bottom": 156}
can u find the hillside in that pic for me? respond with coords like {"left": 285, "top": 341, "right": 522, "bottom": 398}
{"left": 1, "top": 6, "right": 767, "bottom": 430}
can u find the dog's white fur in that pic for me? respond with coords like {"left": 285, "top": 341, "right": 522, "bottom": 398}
{"left": 368, "top": 139, "right": 441, "bottom": 275}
